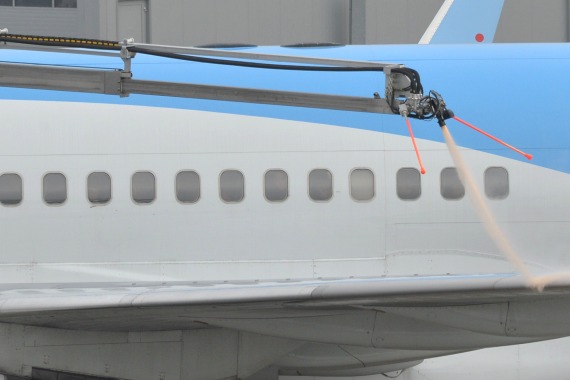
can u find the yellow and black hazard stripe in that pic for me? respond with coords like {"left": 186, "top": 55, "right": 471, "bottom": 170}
{"left": 0, "top": 34, "right": 121, "bottom": 51}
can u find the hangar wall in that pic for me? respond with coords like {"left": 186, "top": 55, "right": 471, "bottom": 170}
{"left": 495, "top": 0, "right": 569, "bottom": 42}
{"left": 0, "top": 0, "right": 99, "bottom": 38}
{"left": 149, "top": 0, "right": 350, "bottom": 46}
{"left": 0, "top": 0, "right": 569, "bottom": 44}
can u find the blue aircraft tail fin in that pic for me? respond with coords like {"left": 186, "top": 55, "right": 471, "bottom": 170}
{"left": 419, "top": 0, "right": 505, "bottom": 44}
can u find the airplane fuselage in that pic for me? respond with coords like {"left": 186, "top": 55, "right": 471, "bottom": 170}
{"left": 1, "top": 42, "right": 570, "bottom": 380}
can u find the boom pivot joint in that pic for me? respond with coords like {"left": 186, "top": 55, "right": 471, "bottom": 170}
{"left": 385, "top": 67, "right": 454, "bottom": 124}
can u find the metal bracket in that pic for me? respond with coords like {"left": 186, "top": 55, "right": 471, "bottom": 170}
{"left": 119, "top": 38, "right": 136, "bottom": 97}
{"left": 384, "top": 66, "right": 415, "bottom": 107}
{"left": 120, "top": 38, "right": 135, "bottom": 76}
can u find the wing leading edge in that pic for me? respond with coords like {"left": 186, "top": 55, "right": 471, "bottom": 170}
{"left": 1, "top": 273, "right": 570, "bottom": 346}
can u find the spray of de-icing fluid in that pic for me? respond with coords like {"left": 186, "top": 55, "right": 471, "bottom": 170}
{"left": 441, "top": 124, "right": 567, "bottom": 291}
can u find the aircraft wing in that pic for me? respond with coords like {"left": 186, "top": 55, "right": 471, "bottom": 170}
{"left": 1, "top": 273, "right": 570, "bottom": 348}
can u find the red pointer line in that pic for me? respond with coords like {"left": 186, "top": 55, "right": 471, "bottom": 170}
{"left": 405, "top": 116, "right": 426, "bottom": 174}
{"left": 452, "top": 116, "right": 533, "bottom": 160}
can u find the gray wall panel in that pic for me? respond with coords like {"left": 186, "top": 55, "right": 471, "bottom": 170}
{"left": 149, "top": 0, "right": 349, "bottom": 46}
{"left": 278, "top": 1, "right": 316, "bottom": 45}
{"left": 148, "top": 0, "right": 185, "bottom": 45}
{"left": 98, "top": 1, "right": 118, "bottom": 41}
{"left": 495, "top": 0, "right": 568, "bottom": 42}
{"left": 82, "top": 1, "right": 100, "bottom": 40}
{"left": 0, "top": 0, "right": 99, "bottom": 38}
{"left": 304, "top": 0, "right": 349, "bottom": 44}
{"left": 365, "top": 0, "right": 443, "bottom": 44}
{"left": 117, "top": 1, "right": 148, "bottom": 43}
{"left": 247, "top": 0, "right": 283, "bottom": 45}
{"left": 0, "top": 7, "right": 82, "bottom": 36}
{"left": 212, "top": 1, "right": 250, "bottom": 43}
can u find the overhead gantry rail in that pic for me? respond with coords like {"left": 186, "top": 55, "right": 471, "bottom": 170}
{"left": 0, "top": 32, "right": 427, "bottom": 116}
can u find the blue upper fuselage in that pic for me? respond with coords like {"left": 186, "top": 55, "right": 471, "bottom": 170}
{"left": 1, "top": 43, "right": 569, "bottom": 173}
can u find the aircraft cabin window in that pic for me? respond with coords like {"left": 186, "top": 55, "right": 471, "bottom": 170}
{"left": 15, "top": 0, "right": 51, "bottom": 6}
{"left": 350, "top": 169, "right": 374, "bottom": 201}
{"left": 309, "top": 169, "right": 333, "bottom": 201}
{"left": 8, "top": 0, "right": 77, "bottom": 7}
{"left": 397, "top": 168, "right": 421, "bottom": 200}
{"left": 485, "top": 167, "right": 509, "bottom": 199}
{"left": 220, "top": 170, "right": 244, "bottom": 203}
{"left": 43, "top": 173, "right": 67, "bottom": 205}
{"left": 0, "top": 173, "right": 22, "bottom": 205}
{"left": 264, "top": 170, "right": 288, "bottom": 202}
{"left": 132, "top": 171, "right": 156, "bottom": 204}
{"left": 441, "top": 167, "right": 465, "bottom": 200}
{"left": 87, "top": 172, "right": 111, "bottom": 204}
{"left": 54, "top": 0, "right": 77, "bottom": 7}
{"left": 176, "top": 171, "right": 200, "bottom": 203}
